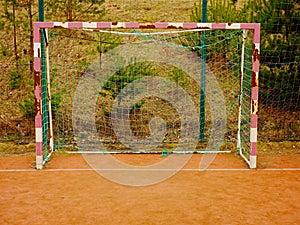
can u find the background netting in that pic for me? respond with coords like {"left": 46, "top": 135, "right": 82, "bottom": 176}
{"left": 41, "top": 28, "right": 252, "bottom": 158}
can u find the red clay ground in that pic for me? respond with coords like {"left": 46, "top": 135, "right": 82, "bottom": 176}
{"left": 0, "top": 153, "right": 299, "bottom": 225}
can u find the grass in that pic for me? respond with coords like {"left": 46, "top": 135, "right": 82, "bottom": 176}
{"left": 258, "top": 141, "right": 300, "bottom": 154}
{"left": 0, "top": 142, "right": 35, "bottom": 156}
{"left": 103, "top": 0, "right": 197, "bottom": 22}
{"left": 0, "top": 140, "right": 299, "bottom": 156}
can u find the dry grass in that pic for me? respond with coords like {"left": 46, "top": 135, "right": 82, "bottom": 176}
{"left": 103, "top": 0, "right": 196, "bottom": 22}
{"left": 102, "top": 0, "right": 248, "bottom": 22}
{"left": 0, "top": 0, "right": 299, "bottom": 156}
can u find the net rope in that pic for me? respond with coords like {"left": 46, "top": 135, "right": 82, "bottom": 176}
{"left": 42, "top": 28, "right": 252, "bottom": 158}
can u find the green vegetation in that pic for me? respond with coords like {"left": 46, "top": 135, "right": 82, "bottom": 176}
{"left": 0, "top": 0, "right": 107, "bottom": 144}
{"left": 190, "top": 0, "right": 300, "bottom": 141}
{"left": 0, "top": 0, "right": 299, "bottom": 155}
{"left": 191, "top": 0, "right": 248, "bottom": 22}
{"left": 251, "top": 0, "right": 300, "bottom": 110}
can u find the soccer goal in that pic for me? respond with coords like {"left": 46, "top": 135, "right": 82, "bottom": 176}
{"left": 34, "top": 22, "right": 260, "bottom": 169}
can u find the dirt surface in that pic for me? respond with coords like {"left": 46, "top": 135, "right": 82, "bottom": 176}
{"left": 0, "top": 153, "right": 299, "bottom": 225}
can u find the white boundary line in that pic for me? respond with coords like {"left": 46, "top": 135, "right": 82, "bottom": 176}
{"left": 1, "top": 168, "right": 300, "bottom": 172}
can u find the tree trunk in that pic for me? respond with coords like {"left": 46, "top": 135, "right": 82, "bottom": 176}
{"left": 12, "top": 2, "right": 18, "bottom": 70}
{"left": 68, "top": 0, "right": 73, "bottom": 21}
{"left": 28, "top": 0, "right": 34, "bottom": 74}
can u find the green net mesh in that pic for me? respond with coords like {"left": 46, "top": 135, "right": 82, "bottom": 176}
{"left": 41, "top": 27, "right": 253, "bottom": 159}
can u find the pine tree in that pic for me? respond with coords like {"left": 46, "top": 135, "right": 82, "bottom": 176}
{"left": 251, "top": 0, "right": 300, "bottom": 109}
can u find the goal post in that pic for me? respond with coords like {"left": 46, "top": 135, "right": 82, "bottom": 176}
{"left": 33, "top": 22, "right": 260, "bottom": 169}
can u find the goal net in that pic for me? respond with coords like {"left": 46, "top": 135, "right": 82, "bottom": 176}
{"left": 34, "top": 22, "right": 260, "bottom": 169}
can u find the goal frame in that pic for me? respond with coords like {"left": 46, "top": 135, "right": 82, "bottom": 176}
{"left": 33, "top": 22, "right": 260, "bottom": 169}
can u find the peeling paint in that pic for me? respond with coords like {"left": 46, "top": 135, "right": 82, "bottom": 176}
{"left": 252, "top": 100, "right": 258, "bottom": 115}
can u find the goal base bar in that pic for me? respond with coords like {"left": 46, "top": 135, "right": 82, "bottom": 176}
{"left": 67, "top": 150, "right": 232, "bottom": 154}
